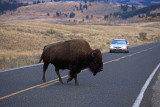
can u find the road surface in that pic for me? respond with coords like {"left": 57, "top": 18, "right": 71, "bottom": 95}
{"left": 0, "top": 42, "right": 160, "bottom": 107}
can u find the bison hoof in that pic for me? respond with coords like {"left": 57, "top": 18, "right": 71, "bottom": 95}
{"left": 75, "top": 82, "right": 79, "bottom": 86}
{"left": 60, "top": 81, "right": 63, "bottom": 84}
{"left": 67, "top": 77, "right": 73, "bottom": 83}
{"left": 42, "top": 80, "right": 46, "bottom": 82}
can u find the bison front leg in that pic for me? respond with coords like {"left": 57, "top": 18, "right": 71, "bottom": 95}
{"left": 67, "top": 74, "right": 79, "bottom": 85}
{"left": 74, "top": 74, "right": 79, "bottom": 85}
{"left": 55, "top": 67, "right": 63, "bottom": 84}
{"left": 67, "top": 69, "right": 80, "bottom": 85}
{"left": 67, "top": 77, "right": 73, "bottom": 83}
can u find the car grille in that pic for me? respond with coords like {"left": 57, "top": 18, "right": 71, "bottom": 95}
{"left": 115, "top": 47, "right": 121, "bottom": 49}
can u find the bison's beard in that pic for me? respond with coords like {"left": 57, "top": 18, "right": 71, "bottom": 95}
{"left": 90, "top": 68, "right": 99, "bottom": 76}
{"left": 89, "top": 61, "right": 103, "bottom": 76}
{"left": 89, "top": 63, "right": 99, "bottom": 76}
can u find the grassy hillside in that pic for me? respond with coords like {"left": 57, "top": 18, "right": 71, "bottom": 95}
{"left": 1, "top": 1, "right": 159, "bottom": 24}
{"left": 0, "top": 22, "right": 160, "bottom": 70}
{"left": 0, "top": 2, "right": 133, "bottom": 24}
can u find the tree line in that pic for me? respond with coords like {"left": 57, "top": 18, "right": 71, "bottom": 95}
{"left": 104, "top": 4, "right": 160, "bottom": 19}
{"left": 0, "top": 1, "right": 29, "bottom": 15}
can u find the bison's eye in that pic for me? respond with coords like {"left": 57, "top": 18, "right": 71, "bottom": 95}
{"left": 97, "top": 61, "right": 102, "bottom": 65}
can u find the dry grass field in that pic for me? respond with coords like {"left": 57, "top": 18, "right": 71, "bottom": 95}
{"left": 0, "top": 22, "right": 160, "bottom": 70}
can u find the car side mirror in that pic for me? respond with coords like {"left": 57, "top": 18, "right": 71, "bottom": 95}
{"left": 127, "top": 43, "right": 129, "bottom": 45}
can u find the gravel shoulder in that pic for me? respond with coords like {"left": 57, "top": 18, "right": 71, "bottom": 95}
{"left": 152, "top": 70, "right": 160, "bottom": 107}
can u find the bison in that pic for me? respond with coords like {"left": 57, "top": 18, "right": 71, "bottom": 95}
{"left": 39, "top": 39, "right": 103, "bottom": 85}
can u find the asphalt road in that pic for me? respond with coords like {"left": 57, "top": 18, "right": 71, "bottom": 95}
{"left": 0, "top": 42, "right": 160, "bottom": 107}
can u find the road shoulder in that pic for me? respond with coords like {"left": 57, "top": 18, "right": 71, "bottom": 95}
{"left": 152, "top": 69, "right": 160, "bottom": 107}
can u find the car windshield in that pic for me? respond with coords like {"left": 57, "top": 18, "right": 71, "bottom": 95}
{"left": 112, "top": 40, "right": 126, "bottom": 44}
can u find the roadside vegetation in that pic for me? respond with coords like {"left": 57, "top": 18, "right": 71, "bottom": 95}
{"left": 0, "top": 22, "right": 160, "bottom": 70}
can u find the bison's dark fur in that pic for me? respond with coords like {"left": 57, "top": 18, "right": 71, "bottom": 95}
{"left": 39, "top": 39, "right": 103, "bottom": 85}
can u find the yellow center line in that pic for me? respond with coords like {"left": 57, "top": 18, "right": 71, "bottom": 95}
{"left": 40, "top": 81, "right": 59, "bottom": 88}
{"left": 0, "top": 75, "right": 68, "bottom": 100}
{"left": 0, "top": 45, "right": 158, "bottom": 100}
{"left": 39, "top": 75, "right": 68, "bottom": 88}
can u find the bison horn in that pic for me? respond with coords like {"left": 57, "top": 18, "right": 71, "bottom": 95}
{"left": 91, "top": 50, "right": 97, "bottom": 58}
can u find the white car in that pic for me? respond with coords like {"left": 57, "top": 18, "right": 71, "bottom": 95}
{"left": 109, "top": 39, "right": 129, "bottom": 53}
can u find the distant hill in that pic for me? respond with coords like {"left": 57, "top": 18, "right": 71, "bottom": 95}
{"left": 0, "top": 1, "right": 159, "bottom": 24}
{"left": 109, "top": 0, "right": 160, "bottom": 6}
{"left": 0, "top": 2, "right": 124, "bottom": 24}
{"left": 1, "top": 0, "right": 160, "bottom": 5}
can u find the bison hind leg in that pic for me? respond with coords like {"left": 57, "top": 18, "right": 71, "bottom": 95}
{"left": 42, "top": 63, "right": 49, "bottom": 82}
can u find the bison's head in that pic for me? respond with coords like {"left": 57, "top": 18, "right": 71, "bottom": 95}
{"left": 89, "top": 49, "right": 103, "bottom": 76}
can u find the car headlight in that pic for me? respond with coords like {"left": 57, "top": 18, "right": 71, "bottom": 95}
{"left": 122, "top": 46, "right": 127, "bottom": 49}
{"left": 110, "top": 45, "right": 114, "bottom": 49}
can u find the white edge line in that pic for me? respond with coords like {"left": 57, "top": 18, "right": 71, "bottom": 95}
{"left": 129, "top": 41, "right": 160, "bottom": 49}
{"left": 132, "top": 62, "right": 160, "bottom": 107}
{"left": 0, "top": 63, "right": 43, "bottom": 73}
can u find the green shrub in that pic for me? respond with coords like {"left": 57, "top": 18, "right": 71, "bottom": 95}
{"left": 139, "top": 32, "right": 147, "bottom": 41}
{"left": 70, "top": 12, "right": 75, "bottom": 18}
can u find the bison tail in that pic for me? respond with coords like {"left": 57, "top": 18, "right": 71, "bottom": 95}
{"left": 39, "top": 53, "right": 43, "bottom": 63}
{"left": 39, "top": 46, "right": 46, "bottom": 63}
